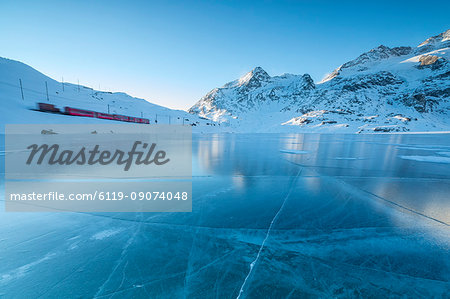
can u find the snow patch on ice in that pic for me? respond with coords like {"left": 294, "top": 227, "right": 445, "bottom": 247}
{"left": 280, "top": 149, "right": 309, "bottom": 154}
{"left": 399, "top": 155, "right": 450, "bottom": 163}
{"left": 333, "top": 157, "right": 364, "bottom": 160}
{"left": 91, "top": 229, "right": 123, "bottom": 240}
{"left": 0, "top": 253, "right": 56, "bottom": 284}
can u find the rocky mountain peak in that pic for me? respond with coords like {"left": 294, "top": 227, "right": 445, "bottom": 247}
{"left": 418, "top": 29, "right": 450, "bottom": 47}
{"left": 237, "top": 66, "right": 271, "bottom": 88}
{"left": 321, "top": 45, "right": 413, "bottom": 83}
{"left": 300, "top": 74, "right": 315, "bottom": 89}
{"left": 341, "top": 45, "right": 412, "bottom": 69}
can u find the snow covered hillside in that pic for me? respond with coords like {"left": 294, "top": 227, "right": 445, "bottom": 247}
{"left": 189, "top": 30, "right": 450, "bottom": 133}
{"left": 0, "top": 57, "right": 219, "bottom": 131}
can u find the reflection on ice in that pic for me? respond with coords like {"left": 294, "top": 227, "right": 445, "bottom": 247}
{"left": 0, "top": 133, "right": 449, "bottom": 297}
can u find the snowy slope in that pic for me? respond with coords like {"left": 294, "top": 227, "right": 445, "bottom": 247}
{"left": 0, "top": 57, "right": 220, "bottom": 131}
{"left": 189, "top": 30, "right": 450, "bottom": 133}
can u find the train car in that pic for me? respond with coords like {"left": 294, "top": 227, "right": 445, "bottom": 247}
{"left": 138, "top": 118, "right": 150, "bottom": 124}
{"left": 132, "top": 117, "right": 150, "bottom": 124}
{"left": 36, "top": 103, "right": 150, "bottom": 124}
{"left": 37, "top": 103, "right": 60, "bottom": 113}
{"left": 133, "top": 117, "right": 143, "bottom": 124}
{"left": 96, "top": 112, "right": 115, "bottom": 120}
{"left": 113, "top": 114, "right": 129, "bottom": 122}
{"left": 64, "top": 107, "right": 96, "bottom": 118}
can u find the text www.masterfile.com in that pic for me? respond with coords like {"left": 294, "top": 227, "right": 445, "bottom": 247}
{"left": 9, "top": 191, "right": 190, "bottom": 201}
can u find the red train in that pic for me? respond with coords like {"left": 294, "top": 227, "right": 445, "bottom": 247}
{"left": 37, "top": 103, "right": 150, "bottom": 124}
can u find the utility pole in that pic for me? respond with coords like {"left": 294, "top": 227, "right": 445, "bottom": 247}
{"left": 77, "top": 79, "right": 80, "bottom": 92}
{"left": 19, "top": 79, "right": 24, "bottom": 101}
{"left": 45, "top": 81, "right": 49, "bottom": 102}
{"left": 62, "top": 76, "right": 65, "bottom": 92}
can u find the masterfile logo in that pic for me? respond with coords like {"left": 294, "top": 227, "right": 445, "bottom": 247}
{"left": 4, "top": 124, "right": 192, "bottom": 212}
{"left": 6, "top": 124, "right": 191, "bottom": 179}
{"left": 25, "top": 141, "right": 170, "bottom": 171}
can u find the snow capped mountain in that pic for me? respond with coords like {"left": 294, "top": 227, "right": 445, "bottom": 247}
{"left": 191, "top": 66, "right": 315, "bottom": 123}
{"left": 189, "top": 29, "right": 450, "bottom": 133}
{"left": 0, "top": 57, "right": 217, "bottom": 131}
{"left": 320, "top": 45, "right": 413, "bottom": 83}
{"left": 418, "top": 29, "right": 450, "bottom": 48}
{"left": 2, "top": 29, "right": 449, "bottom": 134}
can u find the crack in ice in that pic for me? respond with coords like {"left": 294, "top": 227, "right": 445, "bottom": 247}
{"left": 93, "top": 214, "right": 142, "bottom": 298}
{"left": 183, "top": 186, "right": 233, "bottom": 298}
{"left": 286, "top": 159, "right": 450, "bottom": 227}
{"left": 236, "top": 168, "right": 302, "bottom": 299}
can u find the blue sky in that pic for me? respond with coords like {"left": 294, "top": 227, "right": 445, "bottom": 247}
{"left": 1, "top": 0, "right": 449, "bottom": 109}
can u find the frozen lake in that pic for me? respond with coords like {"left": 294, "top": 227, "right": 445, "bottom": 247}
{"left": 0, "top": 133, "right": 449, "bottom": 297}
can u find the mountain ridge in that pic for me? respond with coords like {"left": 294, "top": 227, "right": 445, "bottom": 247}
{"left": 0, "top": 56, "right": 217, "bottom": 131}
{"left": 189, "top": 29, "right": 450, "bottom": 133}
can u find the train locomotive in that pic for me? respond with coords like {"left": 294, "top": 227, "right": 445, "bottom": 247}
{"left": 37, "top": 103, "right": 150, "bottom": 124}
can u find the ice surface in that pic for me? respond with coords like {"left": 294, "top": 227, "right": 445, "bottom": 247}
{"left": 0, "top": 133, "right": 449, "bottom": 297}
